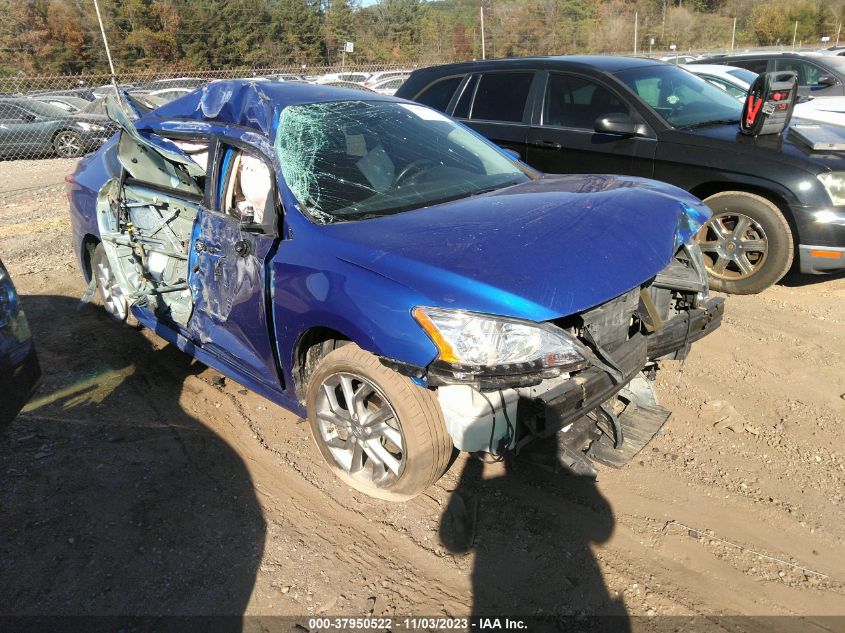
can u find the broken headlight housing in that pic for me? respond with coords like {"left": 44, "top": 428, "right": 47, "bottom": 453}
{"left": 413, "top": 307, "right": 587, "bottom": 387}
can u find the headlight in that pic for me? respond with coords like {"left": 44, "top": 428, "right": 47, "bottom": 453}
{"left": 817, "top": 172, "right": 845, "bottom": 206}
{"left": 76, "top": 121, "right": 105, "bottom": 132}
{"left": 813, "top": 209, "right": 845, "bottom": 226}
{"left": 413, "top": 307, "right": 586, "bottom": 373}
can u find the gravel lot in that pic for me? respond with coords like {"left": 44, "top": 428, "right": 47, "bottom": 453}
{"left": 1, "top": 157, "right": 844, "bottom": 628}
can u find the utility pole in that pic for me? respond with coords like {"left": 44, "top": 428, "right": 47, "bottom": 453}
{"left": 837, "top": 23, "right": 842, "bottom": 46}
{"left": 730, "top": 17, "right": 736, "bottom": 52}
{"left": 92, "top": 0, "right": 116, "bottom": 81}
{"left": 633, "top": 12, "right": 638, "bottom": 55}
{"left": 792, "top": 21, "right": 798, "bottom": 49}
{"left": 480, "top": 3, "right": 486, "bottom": 60}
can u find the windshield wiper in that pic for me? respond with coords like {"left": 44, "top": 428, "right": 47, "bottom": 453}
{"left": 678, "top": 119, "right": 740, "bottom": 130}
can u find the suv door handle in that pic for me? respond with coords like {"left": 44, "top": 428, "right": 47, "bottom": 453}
{"left": 529, "top": 139, "right": 562, "bottom": 150}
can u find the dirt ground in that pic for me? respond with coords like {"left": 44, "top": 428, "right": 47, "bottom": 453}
{"left": 1, "top": 158, "right": 844, "bottom": 630}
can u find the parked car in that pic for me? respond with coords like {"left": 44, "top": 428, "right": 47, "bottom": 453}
{"left": 314, "top": 72, "right": 370, "bottom": 85}
{"left": 685, "top": 63, "right": 845, "bottom": 126}
{"left": 0, "top": 98, "right": 113, "bottom": 158}
{"left": 26, "top": 87, "right": 97, "bottom": 102}
{"left": 67, "top": 80, "right": 723, "bottom": 499}
{"left": 397, "top": 56, "right": 845, "bottom": 293}
{"left": 321, "top": 81, "right": 375, "bottom": 92}
{"left": 269, "top": 73, "right": 307, "bottom": 82}
{"left": 683, "top": 64, "right": 759, "bottom": 100}
{"left": 135, "top": 77, "right": 209, "bottom": 91}
{"left": 369, "top": 75, "right": 409, "bottom": 95}
{"left": 691, "top": 52, "right": 845, "bottom": 96}
{"left": 364, "top": 70, "right": 415, "bottom": 88}
{"left": 92, "top": 84, "right": 135, "bottom": 99}
{"left": 659, "top": 54, "right": 700, "bottom": 65}
{"left": 28, "top": 94, "right": 92, "bottom": 113}
{"left": 0, "top": 259, "right": 41, "bottom": 428}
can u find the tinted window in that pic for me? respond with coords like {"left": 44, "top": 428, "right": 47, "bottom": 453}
{"left": 543, "top": 73, "right": 630, "bottom": 129}
{"left": 775, "top": 59, "right": 827, "bottom": 85}
{"left": 0, "top": 103, "right": 26, "bottom": 119}
{"left": 729, "top": 59, "right": 768, "bottom": 74}
{"left": 20, "top": 100, "right": 67, "bottom": 118}
{"left": 470, "top": 72, "right": 533, "bottom": 122}
{"left": 415, "top": 76, "right": 462, "bottom": 112}
{"left": 453, "top": 75, "right": 479, "bottom": 118}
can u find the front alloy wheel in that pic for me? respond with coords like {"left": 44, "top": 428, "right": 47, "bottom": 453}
{"left": 53, "top": 130, "right": 84, "bottom": 158}
{"left": 314, "top": 372, "right": 406, "bottom": 488}
{"left": 696, "top": 212, "right": 769, "bottom": 280}
{"left": 697, "top": 191, "right": 794, "bottom": 294}
{"left": 306, "top": 343, "right": 453, "bottom": 501}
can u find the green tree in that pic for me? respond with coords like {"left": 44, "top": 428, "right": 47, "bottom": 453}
{"left": 180, "top": 0, "right": 271, "bottom": 68}
{"left": 750, "top": 2, "right": 788, "bottom": 45}
{"left": 268, "top": 0, "right": 324, "bottom": 65}
{"left": 323, "top": 0, "right": 356, "bottom": 63}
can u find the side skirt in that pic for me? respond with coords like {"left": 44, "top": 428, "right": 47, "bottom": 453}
{"left": 132, "top": 306, "right": 306, "bottom": 418}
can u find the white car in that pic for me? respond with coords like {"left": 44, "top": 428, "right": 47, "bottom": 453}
{"left": 660, "top": 54, "right": 701, "bottom": 65}
{"left": 313, "top": 72, "right": 371, "bottom": 85}
{"left": 364, "top": 70, "right": 415, "bottom": 87}
{"left": 368, "top": 75, "right": 409, "bottom": 95}
{"left": 683, "top": 64, "right": 759, "bottom": 99}
{"left": 684, "top": 63, "right": 845, "bottom": 127}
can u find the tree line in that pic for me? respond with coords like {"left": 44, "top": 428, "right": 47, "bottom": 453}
{"left": 1, "top": 0, "right": 843, "bottom": 77}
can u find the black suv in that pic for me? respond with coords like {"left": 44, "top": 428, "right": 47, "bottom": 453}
{"left": 396, "top": 56, "right": 845, "bottom": 294}
{"left": 691, "top": 52, "right": 845, "bottom": 97}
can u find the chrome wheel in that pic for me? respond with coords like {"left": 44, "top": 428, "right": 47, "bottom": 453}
{"left": 696, "top": 212, "right": 768, "bottom": 280}
{"left": 54, "top": 131, "right": 83, "bottom": 158}
{"left": 314, "top": 372, "right": 405, "bottom": 487}
{"left": 95, "top": 256, "right": 129, "bottom": 321}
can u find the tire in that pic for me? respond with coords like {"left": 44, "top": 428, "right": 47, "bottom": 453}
{"left": 53, "top": 130, "right": 84, "bottom": 158}
{"left": 306, "top": 343, "right": 453, "bottom": 501}
{"left": 91, "top": 244, "right": 137, "bottom": 326}
{"left": 696, "top": 191, "right": 794, "bottom": 295}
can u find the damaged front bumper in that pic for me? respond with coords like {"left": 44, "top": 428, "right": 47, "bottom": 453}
{"left": 536, "top": 296, "right": 723, "bottom": 437}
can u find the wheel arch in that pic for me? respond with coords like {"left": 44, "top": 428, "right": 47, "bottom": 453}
{"left": 80, "top": 234, "right": 101, "bottom": 283}
{"left": 292, "top": 326, "right": 352, "bottom": 402}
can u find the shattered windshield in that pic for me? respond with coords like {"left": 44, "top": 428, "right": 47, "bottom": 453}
{"left": 275, "top": 100, "right": 532, "bottom": 223}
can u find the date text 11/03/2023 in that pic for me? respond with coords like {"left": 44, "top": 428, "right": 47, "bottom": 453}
{"left": 307, "top": 618, "right": 528, "bottom": 630}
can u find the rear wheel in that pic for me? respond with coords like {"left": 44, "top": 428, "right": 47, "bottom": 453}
{"left": 306, "top": 344, "right": 453, "bottom": 501}
{"left": 696, "top": 191, "right": 794, "bottom": 294}
{"left": 53, "top": 130, "right": 84, "bottom": 158}
{"left": 91, "top": 244, "right": 135, "bottom": 325}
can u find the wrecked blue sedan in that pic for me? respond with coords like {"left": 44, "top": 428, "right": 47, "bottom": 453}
{"left": 67, "top": 80, "right": 723, "bottom": 499}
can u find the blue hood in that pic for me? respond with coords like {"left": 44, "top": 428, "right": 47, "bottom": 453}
{"left": 322, "top": 174, "right": 710, "bottom": 321}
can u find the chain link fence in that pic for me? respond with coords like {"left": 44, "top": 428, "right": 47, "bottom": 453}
{"left": 0, "top": 63, "right": 426, "bottom": 163}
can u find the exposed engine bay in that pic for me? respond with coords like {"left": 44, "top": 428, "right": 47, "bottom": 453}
{"left": 433, "top": 244, "right": 724, "bottom": 477}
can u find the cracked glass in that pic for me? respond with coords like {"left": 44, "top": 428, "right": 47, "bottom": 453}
{"left": 275, "top": 100, "right": 532, "bottom": 224}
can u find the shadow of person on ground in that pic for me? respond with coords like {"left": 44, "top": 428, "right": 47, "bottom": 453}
{"left": 0, "top": 294, "right": 265, "bottom": 621}
{"left": 439, "top": 441, "right": 628, "bottom": 632}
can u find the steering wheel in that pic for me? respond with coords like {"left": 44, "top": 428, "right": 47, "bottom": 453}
{"left": 394, "top": 159, "right": 435, "bottom": 186}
